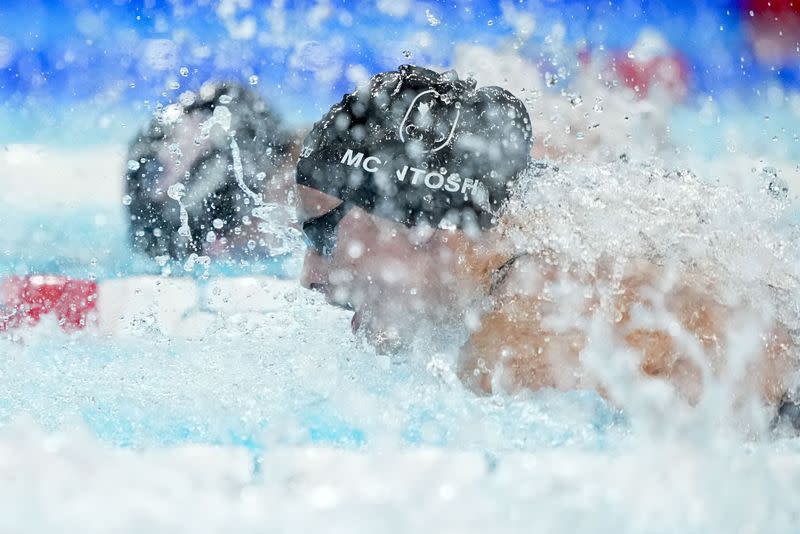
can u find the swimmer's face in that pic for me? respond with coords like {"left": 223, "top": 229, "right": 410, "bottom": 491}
{"left": 298, "top": 185, "right": 477, "bottom": 353}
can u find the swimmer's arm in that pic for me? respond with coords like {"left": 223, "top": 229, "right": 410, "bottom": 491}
{"left": 457, "top": 255, "right": 593, "bottom": 395}
{"left": 458, "top": 256, "right": 795, "bottom": 406}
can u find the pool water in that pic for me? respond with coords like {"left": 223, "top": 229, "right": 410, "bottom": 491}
{"left": 3, "top": 155, "right": 800, "bottom": 532}
{"left": 4, "top": 0, "right": 800, "bottom": 529}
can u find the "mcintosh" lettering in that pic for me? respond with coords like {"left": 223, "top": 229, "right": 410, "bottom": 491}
{"left": 340, "top": 149, "right": 481, "bottom": 196}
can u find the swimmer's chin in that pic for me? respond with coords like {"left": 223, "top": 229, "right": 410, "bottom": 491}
{"left": 352, "top": 313, "right": 407, "bottom": 355}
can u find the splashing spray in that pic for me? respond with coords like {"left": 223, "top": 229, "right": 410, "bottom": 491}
{"left": 229, "top": 131, "right": 305, "bottom": 257}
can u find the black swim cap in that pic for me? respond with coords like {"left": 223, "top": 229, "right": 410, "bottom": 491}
{"left": 125, "top": 81, "right": 292, "bottom": 259}
{"left": 296, "top": 65, "right": 533, "bottom": 230}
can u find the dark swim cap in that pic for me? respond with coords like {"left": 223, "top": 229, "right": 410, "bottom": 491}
{"left": 125, "top": 81, "right": 292, "bottom": 259}
{"left": 296, "top": 65, "right": 533, "bottom": 230}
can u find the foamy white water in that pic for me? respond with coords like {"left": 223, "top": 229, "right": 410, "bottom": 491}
{"left": 3, "top": 420, "right": 800, "bottom": 533}
{"left": 1, "top": 285, "right": 799, "bottom": 533}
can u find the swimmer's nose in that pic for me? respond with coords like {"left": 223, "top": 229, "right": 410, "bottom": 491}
{"left": 300, "top": 249, "right": 330, "bottom": 291}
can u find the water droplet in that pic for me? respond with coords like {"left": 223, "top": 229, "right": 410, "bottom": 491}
{"left": 179, "top": 66, "right": 189, "bottom": 77}
{"left": 768, "top": 178, "right": 789, "bottom": 198}
{"left": 206, "top": 231, "right": 217, "bottom": 243}
{"left": 247, "top": 239, "right": 256, "bottom": 250}
{"left": 402, "top": 50, "right": 412, "bottom": 59}
{"left": 627, "top": 50, "right": 635, "bottom": 59}
{"left": 167, "top": 183, "right": 186, "bottom": 201}
{"left": 487, "top": 19, "right": 494, "bottom": 26}
{"left": 575, "top": 132, "right": 585, "bottom": 140}
{"left": 218, "top": 94, "right": 233, "bottom": 104}
{"left": 425, "top": 9, "right": 440, "bottom": 26}
{"left": 168, "top": 80, "right": 180, "bottom": 90}
{"left": 749, "top": 9, "right": 755, "bottom": 16}
{"left": 127, "top": 160, "right": 140, "bottom": 171}
{"left": 212, "top": 218, "right": 225, "bottom": 229}
{"left": 121, "top": 194, "right": 132, "bottom": 206}
{"left": 249, "top": 75, "right": 259, "bottom": 85}
{"left": 255, "top": 171, "right": 267, "bottom": 181}
{"left": 179, "top": 91, "right": 196, "bottom": 106}
{"left": 544, "top": 72, "right": 558, "bottom": 87}
{"left": 568, "top": 93, "right": 583, "bottom": 107}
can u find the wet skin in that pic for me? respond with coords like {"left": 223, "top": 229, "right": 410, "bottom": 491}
{"left": 297, "top": 184, "right": 495, "bottom": 353}
{"left": 298, "top": 184, "right": 794, "bottom": 411}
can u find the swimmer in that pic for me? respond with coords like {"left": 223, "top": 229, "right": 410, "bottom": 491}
{"left": 296, "top": 65, "right": 799, "bottom": 431}
{"left": 296, "top": 65, "right": 531, "bottom": 351}
{"left": 125, "top": 81, "right": 296, "bottom": 260}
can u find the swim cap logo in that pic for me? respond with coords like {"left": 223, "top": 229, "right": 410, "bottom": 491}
{"left": 339, "top": 149, "right": 483, "bottom": 198}
{"left": 399, "top": 89, "right": 460, "bottom": 153}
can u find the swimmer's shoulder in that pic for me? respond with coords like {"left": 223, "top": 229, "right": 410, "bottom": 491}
{"left": 488, "top": 252, "right": 562, "bottom": 299}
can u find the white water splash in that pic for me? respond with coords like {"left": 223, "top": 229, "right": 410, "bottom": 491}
{"left": 167, "top": 182, "right": 191, "bottom": 238}
{"left": 498, "top": 159, "right": 800, "bottom": 434}
{"left": 229, "top": 135, "right": 263, "bottom": 206}
{"left": 199, "top": 104, "right": 232, "bottom": 138}
{"left": 229, "top": 133, "right": 305, "bottom": 257}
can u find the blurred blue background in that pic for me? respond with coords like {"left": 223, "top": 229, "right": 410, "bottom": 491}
{"left": 0, "top": 0, "right": 797, "bottom": 145}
